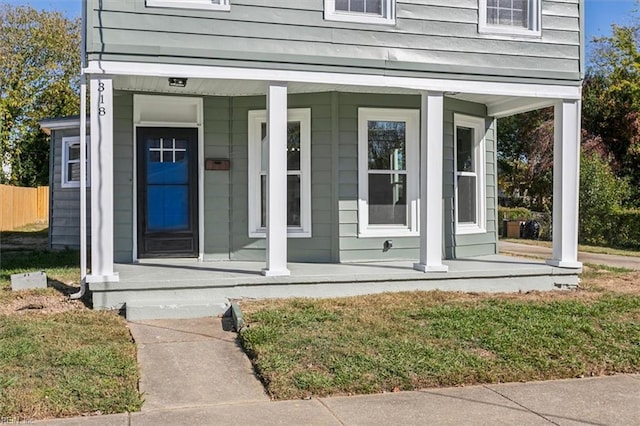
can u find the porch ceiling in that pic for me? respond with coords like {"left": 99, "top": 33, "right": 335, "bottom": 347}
{"left": 113, "top": 75, "right": 555, "bottom": 117}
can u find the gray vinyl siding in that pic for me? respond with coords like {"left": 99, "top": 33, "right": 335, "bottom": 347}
{"left": 229, "top": 93, "right": 334, "bottom": 262}
{"left": 86, "top": 0, "right": 582, "bottom": 84}
{"left": 338, "top": 94, "right": 497, "bottom": 262}
{"left": 337, "top": 93, "right": 422, "bottom": 262}
{"left": 113, "top": 93, "right": 135, "bottom": 263}
{"left": 49, "top": 128, "right": 91, "bottom": 250}
{"left": 203, "top": 97, "right": 231, "bottom": 261}
{"left": 443, "top": 99, "right": 498, "bottom": 258}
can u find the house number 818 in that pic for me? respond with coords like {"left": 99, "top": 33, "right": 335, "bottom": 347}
{"left": 97, "top": 81, "right": 106, "bottom": 116}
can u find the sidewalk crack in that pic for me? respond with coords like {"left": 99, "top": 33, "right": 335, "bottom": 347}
{"left": 317, "top": 398, "right": 346, "bottom": 425}
{"left": 483, "top": 385, "right": 559, "bottom": 425}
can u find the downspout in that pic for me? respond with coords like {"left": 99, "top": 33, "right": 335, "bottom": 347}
{"left": 71, "top": 0, "right": 88, "bottom": 300}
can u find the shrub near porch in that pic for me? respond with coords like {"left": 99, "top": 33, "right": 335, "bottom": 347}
{"left": 239, "top": 272, "right": 640, "bottom": 400}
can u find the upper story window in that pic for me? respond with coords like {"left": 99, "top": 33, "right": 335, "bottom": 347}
{"left": 358, "top": 108, "right": 419, "bottom": 237}
{"left": 325, "top": 0, "right": 396, "bottom": 25}
{"left": 478, "top": 0, "right": 540, "bottom": 37}
{"left": 454, "top": 114, "right": 486, "bottom": 235}
{"left": 248, "top": 108, "right": 312, "bottom": 238}
{"left": 62, "top": 136, "right": 90, "bottom": 188}
{"left": 146, "top": 0, "right": 230, "bottom": 11}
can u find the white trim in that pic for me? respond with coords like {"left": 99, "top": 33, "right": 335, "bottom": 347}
{"left": 61, "top": 136, "right": 91, "bottom": 188}
{"left": 132, "top": 94, "right": 204, "bottom": 261}
{"left": 546, "top": 100, "right": 582, "bottom": 269}
{"left": 358, "top": 108, "right": 419, "bottom": 237}
{"left": 414, "top": 92, "right": 448, "bottom": 272}
{"left": 89, "top": 77, "right": 118, "bottom": 282}
{"left": 263, "top": 82, "right": 290, "bottom": 276}
{"left": 478, "top": 0, "right": 541, "bottom": 37}
{"left": 85, "top": 61, "right": 582, "bottom": 100}
{"left": 248, "top": 108, "right": 312, "bottom": 238}
{"left": 146, "top": 0, "right": 230, "bottom": 11}
{"left": 324, "top": 0, "right": 395, "bottom": 25}
{"left": 454, "top": 114, "right": 486, "bottom": 235}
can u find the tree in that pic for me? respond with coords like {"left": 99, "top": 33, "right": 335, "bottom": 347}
{"left": 579, "top": 150, "right": 630, "bottom": 246}
{"left": 497, "top": 107, "right": 554, "bottom": 210}
{"left": 584, "top": 23, "right": 640, "bottom": 204}
{"left": 0, "top": 5, "right": 80, "bottom": 187}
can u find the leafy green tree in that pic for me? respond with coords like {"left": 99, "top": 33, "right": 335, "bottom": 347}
{"left": 497, "top": 107, "right": 553, "bottom": 210}
{"left": 579, "top": 150, "right": 631, "bottom": 246}
{"left": 0, "top": 5, "right": 80, "bottom": 187}
{"left": 584, "top": 23, "right": 640, "bottom": 204}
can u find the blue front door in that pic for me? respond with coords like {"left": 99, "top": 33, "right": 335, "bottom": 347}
{"left": 137, "top": 127, "right": 198, "bottom": 257}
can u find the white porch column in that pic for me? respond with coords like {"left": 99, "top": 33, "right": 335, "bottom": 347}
{"left": 414, "top": 91, "right": 448, "bottom": 273}
{"left": 547, "top": 100, "right": 582, "bottom": 269}
{"left": 262, "top": 82, "right": 290, "bottom": 276}
{"left": 87, "top": 76, "right": 119, "bottom": 283}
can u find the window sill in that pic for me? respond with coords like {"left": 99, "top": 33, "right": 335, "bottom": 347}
{"left": 146, "top": 0, "right": 230, "bottom": 11}
{"left": 61, "top": 182, "right": 90, "bottom": 189}
{"left": 324, "top": 12, "right": 395, "bottom": 26}
{"left": 478, "top": 25, "right": 541, "bottom": 38}
{"left": 358, "top": 227, "right": 418, "bottom": 238}
{"left": 249, "top": 228, "right": 312, "bottom": 239}
{"left": 456, "top": 224, "right": 487, "bottom": 236}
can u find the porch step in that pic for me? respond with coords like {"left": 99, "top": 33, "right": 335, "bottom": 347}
{"left": 125, "top": 299, "right": 230, "bottom": 321}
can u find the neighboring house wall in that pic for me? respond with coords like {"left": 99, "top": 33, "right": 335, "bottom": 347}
{"left": 49, "top": 128, "right": 91, "bottom": 250}
{"left": 86, "top": 0, "right": 582, "bottom": 83}
{"left": 109, "top": 91, "right": 496, "bottom": 263}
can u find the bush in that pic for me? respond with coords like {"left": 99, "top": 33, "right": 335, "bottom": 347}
{"left": 579, "top": 152, "right": 630, "bottom": 246}
{"left": 498, "top": 207, "right": 534, "bottom": 222}
{"left": 609, "top": 209, "right": 640, "bottom": 250}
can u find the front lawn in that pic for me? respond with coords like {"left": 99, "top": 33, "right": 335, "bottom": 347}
{"left": 0, "top": 311, "right": 142, "bottom": 420}
{"left": 0, "top": 225, "right": 142, "bottom": 421}
{"left": 239, "top": 269, "right": 640, "bottom": 400}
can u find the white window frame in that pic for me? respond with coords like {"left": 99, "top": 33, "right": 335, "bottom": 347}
{"left": 454, "top": 114, "right": 486, "bottom": 235}
{"left": 61, "top": 136, "right": 90, "bottom": 188}
{"left": 248, "top": 108, "right": 312, "bottom": 238}
{"left": 358, "top": 108, "right": 419, "bottom": 238}
{"left": 146, "top": 0, "right": 230, "bottom": 11}
{"left": 478, "top": 0, "right": 541, "bottom": 37}
{"left": 324, "top": 0, "right": 396, "bottom": 25}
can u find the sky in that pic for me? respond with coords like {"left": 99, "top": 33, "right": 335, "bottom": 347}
{"left": 1, "top": 0, "right": 638, "bottom": 55}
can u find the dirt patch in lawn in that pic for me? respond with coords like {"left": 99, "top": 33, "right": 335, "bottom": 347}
{"left": 0, "top": 289, "right": 86, "bottom": 316}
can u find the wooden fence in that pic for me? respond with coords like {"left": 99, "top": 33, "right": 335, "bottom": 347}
{"left": 0, "top": 184, "right": 49, "bottom": 231}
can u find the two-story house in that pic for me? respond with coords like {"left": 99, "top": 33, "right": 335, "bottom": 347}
{"left": 42, "top": 0, "right": 583, "bottom": 319}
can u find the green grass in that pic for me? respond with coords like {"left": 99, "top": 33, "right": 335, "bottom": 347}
{"left": 239, "top": 291, "right": 640, "bottom": 399}
{"left": 502, "top": 238, "right": 640, "bottom": 257}
{"left": 0, "top": 311, "right": 142, "bottom": 420}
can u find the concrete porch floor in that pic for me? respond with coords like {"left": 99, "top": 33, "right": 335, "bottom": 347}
{"left": 89, "top": 255, "right": 581, "bottom": 320}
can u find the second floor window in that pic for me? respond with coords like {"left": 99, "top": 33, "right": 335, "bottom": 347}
{"left": 325, "top": 0, "right": 395, "bottom": 25}
{"left": 479, "top": 0, "right": 540, "bottom": 36}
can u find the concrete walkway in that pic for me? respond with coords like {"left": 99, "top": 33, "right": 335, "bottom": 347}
{"left": 499, "top": 241, "right": 640, "bottom": 270}
{"left": 35, "top": 317, "right": 640, "bottom": 425}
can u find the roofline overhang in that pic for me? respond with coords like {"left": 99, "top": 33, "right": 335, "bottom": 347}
{"left": 84, "top": 60, "right": 582, "bottom": 103}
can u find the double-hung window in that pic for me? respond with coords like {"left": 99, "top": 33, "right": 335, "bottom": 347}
{"left": 146, "top": 0, "right": 230, "bottom": 11}
{"left": 358, "top": 108, "right": 419, "bottom": 237}
{"left": 248, "top": 108, "right": 312, "bottom": 238}
{"left": 454, "top": 114, "right": 486, "bottom": 235}
{"left": 478, "top": 0, "right": 540, "bottom": 36}
{"left": 324, "top": 0, "right": 396, "bottom": 25}
{"left": 61, "top": 136, "right": 90, "bottom": 188}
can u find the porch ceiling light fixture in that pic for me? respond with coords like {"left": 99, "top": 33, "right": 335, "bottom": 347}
{"left": 168, "top": 77, "right": 188, "bottom": 88}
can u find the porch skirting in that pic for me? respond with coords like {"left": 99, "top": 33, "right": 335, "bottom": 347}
{"left": 89, "top": 255, "right": 580, "bottom": 320}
